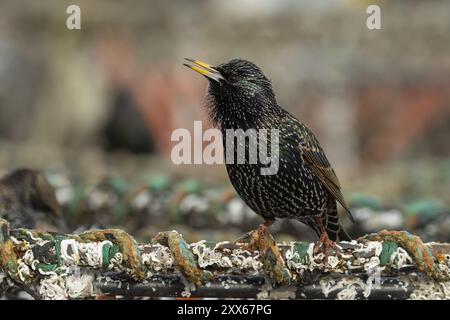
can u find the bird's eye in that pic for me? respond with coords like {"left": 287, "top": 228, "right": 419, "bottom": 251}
{"left": 226, "top": 74, "right": 235, "bottom": 82}
{"left": 227, "top": 74, "right": 239, "bottom": 84}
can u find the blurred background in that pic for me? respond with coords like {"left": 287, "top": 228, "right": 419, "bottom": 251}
{"left": 0, "top": 0, "right": 449, "bottom": 243}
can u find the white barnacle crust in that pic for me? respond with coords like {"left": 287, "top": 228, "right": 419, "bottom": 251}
{"left": 327, "top": 256, "right": 340, "bottom": 270}
{"left": 109, "top": 252, "right": 124, "bottom": 269}
{"left": 390, "top": 247, "right": 413, "bottom": 269}
{"left": 230, "top": 249, "right": 262, "bottom": 271}
{"left": 440, "top": 281, "right": 450, "bottom": 298}
{"left": 306, "top": 243, "right": 323, "bottom": 270}
{"left": 141, "top": 244, "right": 174, "bottom": 272}
{"left": 354, "top": 241, "right": 383, "bottom": 256}
{"left": 284, "top": 242, "right": 309, "bottom": 271}
{"left": 26, "top": 231, "right": 49, "bottom": 246}
{"left": 436, "top": 254, "right": 450, "bottom": 279}
{"left": 410, "top": 280, "right": 450, "bottom": 300}
{"left": 191, "top": 240, "right": 233, "bottom": 268}
{"left": 336, "top": 287, "right": 357, "bottom": 300}
{"left": 15, "top": 249, "right": 35, "bottom": 282}
{"left": 66, "top": 273, "right": 95, "bottom": 298}
{"left": 22, "top": 249, "right": 34, "bottom": 265}
{"left": 364, "top": 256, "right": 382, "bottom": 272}
{"left": 40, "top": 275, "right": 67, "bottom": 300}
{"left": 17, "top": 261, "right": 31, "bottom": 282}
{"left": 77, "top": 240, "right": 112, "bottom": 267}
{"left": 320, "top": 276, "right": 372, "bottom": 300}
{"left": 10, "top": 236, "right": 22, "bottom": 245}
{"left": 3, "top": 226, "right": 450, "bottom": 300}
{"left": 60, "top": 239, "right": 80, "bottom": 266}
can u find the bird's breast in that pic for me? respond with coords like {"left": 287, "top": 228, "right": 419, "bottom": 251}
{"left": 224, "top": 140, "right": 329, "bottom": 219}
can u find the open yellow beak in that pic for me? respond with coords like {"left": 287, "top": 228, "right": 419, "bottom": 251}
{"left": 183, "top": 58, "right": 225, "bottom": 82}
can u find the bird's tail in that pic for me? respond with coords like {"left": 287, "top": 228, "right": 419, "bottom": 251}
{"left": 335, "top": 225, "right": 352, "bottom": 242}
{"left": 322, "top": 209, "right": 352, "bottom": 242}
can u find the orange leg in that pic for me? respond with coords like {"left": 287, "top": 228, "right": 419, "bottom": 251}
{"left": 313, "top": 217, "right": 340, "bottom": 264}
{"left": 258, "top": 219, "right": 275, "bottom": 235}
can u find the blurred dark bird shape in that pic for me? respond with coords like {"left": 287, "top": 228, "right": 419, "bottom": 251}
{"left": 0, "top": 168, "right": 66, "bottom": 232}
{"left": 102, "top": 89, "right": 157, "bottom": 154}
{"left": 184, "top": 58, "right": 354, "bottom": 253}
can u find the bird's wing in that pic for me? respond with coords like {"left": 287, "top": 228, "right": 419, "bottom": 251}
{"left": 296, "top": 123, "right": 355, "bottom": 223}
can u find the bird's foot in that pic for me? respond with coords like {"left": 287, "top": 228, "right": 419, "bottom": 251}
{"left": 235, "top": 219, "right": 290, "bottom": 284}
{"left": 313, "top": 231, "right": 340, "bottom": 265}
{"left": 236, "top": 219, "right": 275, "bottom": 250}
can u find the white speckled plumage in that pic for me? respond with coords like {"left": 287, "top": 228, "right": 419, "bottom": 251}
{"left": 192, "top": 58, "right": 352, "bottom": 241}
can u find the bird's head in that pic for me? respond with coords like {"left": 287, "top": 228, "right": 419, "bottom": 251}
{"left": 184, "top": 58, "right": 279, "bottom": 128}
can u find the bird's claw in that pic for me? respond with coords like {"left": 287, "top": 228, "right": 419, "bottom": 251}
{"left": 235, "top": 220, "right": 274, "bottom": 251}
{"left": 313, "top": 232, "right": 340, "bottom": 265}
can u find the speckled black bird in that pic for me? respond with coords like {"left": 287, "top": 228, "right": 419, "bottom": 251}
{"left": 184, "top": 58, "right": 354, "bottom": 249}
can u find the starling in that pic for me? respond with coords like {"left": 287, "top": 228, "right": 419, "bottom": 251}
{"left": 0, "top": 168, "right": 66, "bottom": 231}
{"left": 184, "top": 58, "right": 354, "bottom": 252}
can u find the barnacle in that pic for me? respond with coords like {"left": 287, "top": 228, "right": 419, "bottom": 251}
{"left": 1, "top": 218, "right": 450, "bottom": 299}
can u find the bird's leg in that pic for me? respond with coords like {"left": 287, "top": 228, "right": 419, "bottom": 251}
{"left": 234, "top": 218, "right": 289, "bottom": 284}
{"left": 258, "top": 219, "right": 275, "bottom": 236}
{"left": 313, "top": 217, "right": 340, "bottom": 264}
{"left": 254, "top": 219, "right": 276, "bottom": 254}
